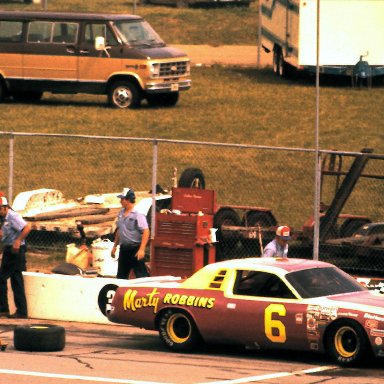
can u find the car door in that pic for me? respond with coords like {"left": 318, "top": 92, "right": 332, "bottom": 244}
{"left": 212, "top": 270, "right": 311, "bottom": 351}
{"left": 77, "top": 22, "right": 122, "bottom": 89}
{"left": 0, "top": 19, "right": 24, "bottom": 81}
{"left": 23, "top": 20, "right": 79, "bottom": 89}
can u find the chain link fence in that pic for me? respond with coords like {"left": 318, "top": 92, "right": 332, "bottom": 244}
{"left": 1, "top": 132, "right": 383, "bottom": 276}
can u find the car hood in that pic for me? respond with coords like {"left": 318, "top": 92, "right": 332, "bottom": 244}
{"left": 326, "top": 290, "right": 384, "bottom": 314}
{"left": 123, "top": 45, "right": 188, "bottom": 60}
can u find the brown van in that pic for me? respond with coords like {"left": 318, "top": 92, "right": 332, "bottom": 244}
{"left": 0, "top": 11, "right": 191, "bottom": 108}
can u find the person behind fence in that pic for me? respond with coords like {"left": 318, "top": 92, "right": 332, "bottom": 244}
{"left": 0, "top": 196, "right": 31, "bottom": 319}
{"left": 262, "top": 225, "right": 291, "bottom": 258}
{"left": 111, "top": 188, "right": 150, "bottom": 279}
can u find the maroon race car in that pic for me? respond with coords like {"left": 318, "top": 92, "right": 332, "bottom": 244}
{"left": 108, "top": 257, "right": 384, "bottom": 366}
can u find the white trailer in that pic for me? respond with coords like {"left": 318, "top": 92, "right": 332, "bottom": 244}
{"left": 260, "top": 0, "right": 384, "bottom": 80}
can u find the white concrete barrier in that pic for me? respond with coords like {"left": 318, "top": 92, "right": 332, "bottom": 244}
{"left": 21, "top": 272, "right": 181, "bottom": 324}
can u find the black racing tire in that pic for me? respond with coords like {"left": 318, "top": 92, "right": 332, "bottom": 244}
{"left": 158, "top": 309, "right": 201, "bottom": 352}
{"left": 178, "top": 168, "right": 205, "bottom": 189}
{"left": 14, "top": 324, "right": 66, "bottom": 352}
{"left": 147, "top": 92, "right": 179, "bottom": 107}
{"left": 108, "top": 81, "right": 140, "bottom": 109}
{"left": 214, "top": 208, "right": 241, "bottom": 260}
{"left": 325, "top": 320, "right": 371, "bottom": 367}
{"left": 0, "top": 79, "right": 6, "bottom": 102}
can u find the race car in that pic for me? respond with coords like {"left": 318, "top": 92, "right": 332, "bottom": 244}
{"left": 107, "top": 257, "right": 384, "bottom": 366}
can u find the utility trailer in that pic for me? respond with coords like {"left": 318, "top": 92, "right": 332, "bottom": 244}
{"left": 260, "top": 0, "right": 384, "bottom": 81}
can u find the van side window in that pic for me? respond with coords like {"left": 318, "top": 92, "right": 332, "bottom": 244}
{"left": 28, "top": 21, "right": 53, "bottom": 43}
{"left": 52, "top": 22, "right": 78, "bottom": 44}
{"left": 84, "top": 23, "right": 117, "bottom": 45}
{"left": 0, "top": 21, "right": 23, "bottom": 42}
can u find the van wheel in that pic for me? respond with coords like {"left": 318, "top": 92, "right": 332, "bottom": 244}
{"left": 0, "top": 81, "right": 4, "bottom": 102}
{"left": 14, "top": 324, "right": 65, "bottom": 352}
{"left": 13, "top": 91, "right": 43, "bottom": 102}
{"left": 147, "top": 92, "right": 179, "bottom": 107}
{"left": 108, "top": 82, "right": 140, "bottom": 109}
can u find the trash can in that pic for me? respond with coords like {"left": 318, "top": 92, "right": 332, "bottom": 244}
{"left": 91, "top": 239, "right": 119, "bottom": 277}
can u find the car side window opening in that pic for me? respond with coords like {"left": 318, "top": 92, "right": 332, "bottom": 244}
{"left": 234, "top": 270, "right": 296, "bottom": 299}
{"left": 52, "top": 22, "right": 78, "bottom": 44}
{"left": 0, "top": 20, "right": 23, "bottom": 42}
{"left": 28, "top": 21, "right": 53, "bottom": 43}
{"left": 84, "top": 23, "right": 117, "bottom": 46}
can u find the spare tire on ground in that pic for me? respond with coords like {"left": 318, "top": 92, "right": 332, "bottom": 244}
{"left": 14, "top": 324, "right": 65, "bottom": 352}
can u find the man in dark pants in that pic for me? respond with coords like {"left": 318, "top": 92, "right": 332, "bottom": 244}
{"left": 0, "top": 196, "right": 31, "bottom": 318}
{"left": 111, "top": 188, "right": 149, "bottom": 279}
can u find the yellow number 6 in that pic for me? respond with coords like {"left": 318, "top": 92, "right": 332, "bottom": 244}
{"left": 265, "top": 304, "right": 286, "bottom": 343}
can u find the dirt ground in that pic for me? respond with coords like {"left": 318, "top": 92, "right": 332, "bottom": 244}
{"left": 174, "top": 44, "right": 271, "bottom": 67}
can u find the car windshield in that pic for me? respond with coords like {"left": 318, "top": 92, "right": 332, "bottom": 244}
{"left": 285, "top": 267, "right": 366, "bottom": 298}
{"left": 113, "top": 20, "right": 165, "bottom": 47}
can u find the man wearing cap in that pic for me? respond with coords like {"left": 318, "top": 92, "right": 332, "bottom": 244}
{"left": 0, "top": 196, "right": 31, "bottom": 318}
{"left": 111, "top": 188, "right": 150, "bottom": 279}
{"left": 262, "top": 225, "right": 291, "bottom": 258}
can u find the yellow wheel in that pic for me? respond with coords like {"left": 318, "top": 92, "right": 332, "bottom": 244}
{"left": 326, "top": 320, "right": 370, "bottom": 366}
{"left": 158, "top": 309, "right": 201, "bottom": 352}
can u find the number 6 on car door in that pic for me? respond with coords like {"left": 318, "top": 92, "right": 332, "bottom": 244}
{"left": 265, "top": 304, "right": 287, "bottom": 343}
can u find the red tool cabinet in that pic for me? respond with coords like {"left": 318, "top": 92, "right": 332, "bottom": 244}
{"left": 150, "top": 188, "right": 216, "bottom": 278}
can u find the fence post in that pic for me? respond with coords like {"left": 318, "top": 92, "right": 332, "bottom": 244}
{"left": 150, "top": 140, "right": 158, "bottom": 242}
{"left": 8, "top": 133, "right": 14, "bottom": 204}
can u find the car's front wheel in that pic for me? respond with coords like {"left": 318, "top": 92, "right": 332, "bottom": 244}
{"left": 108, "top": 81, "right": 140, "bottom": 109}
{"left": 158, "top": 309, "right": 201, "bottom": 352}
{"left": 325, "top": 320, "right": 371, "bottom": 366}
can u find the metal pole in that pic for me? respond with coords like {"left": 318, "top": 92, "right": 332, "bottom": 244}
{"left": 8, "top": 134, "right": 14, "bottom": 204}
{"left": 151, "top": 140, "right": 158, "bottom": 242}
{"left": 257, "top": 0, "right": 262, "bottom": 69}
{"left": 313, "top": 0, "right": 321, "bottom": 260}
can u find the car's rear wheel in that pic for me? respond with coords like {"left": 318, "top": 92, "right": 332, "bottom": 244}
{"left": 158, "top": 309, "right": 201, "bottom": 352}
{"left": 325, "top": 320, "right": 370, "bottom": 366}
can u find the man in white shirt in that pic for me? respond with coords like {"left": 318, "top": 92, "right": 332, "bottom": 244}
{"left": 263, "top": 225, "right": 291, "bottom": 258}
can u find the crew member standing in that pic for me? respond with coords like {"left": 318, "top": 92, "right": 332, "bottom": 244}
{"left": 0, "top": 196, "right": 31, "bottom": 318}
{"left": 262, "top": 225, "right": 291, "bottom": 258}
{"left": 111, "top": 188, "right": 150, "bottom": 279}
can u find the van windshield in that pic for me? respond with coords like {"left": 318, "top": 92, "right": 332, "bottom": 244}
{"left": 113, "top": 20, "right": 165, "bottom": 48}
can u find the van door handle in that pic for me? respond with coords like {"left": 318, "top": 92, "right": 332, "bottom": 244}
{"left": 80, "top": 49, "right": 89, "bottom": 54}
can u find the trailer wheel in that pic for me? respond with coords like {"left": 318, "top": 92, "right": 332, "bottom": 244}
{"left": 325, "top": 320, "right": 370, "bottom": 367}
{"left": 214, "top": 208, "right": 241, "bottom": 260}
{"left": 14, "top": 324, "right": 65, "bottom": 352}
{"left": 178, "top": 168, "right": 205, "bottom": 189}
{"left": 158, "top": 309, "right": 201, "bottom": 352}
{"left": 241, "top": 211, "right": 277, "bottom": 255}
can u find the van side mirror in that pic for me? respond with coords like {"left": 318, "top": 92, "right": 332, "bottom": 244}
{"left": 95, "top": 36, "right": 110, "bottom": 57}
{"left": 95, "top": 36, "right": 105, "bottom": 50}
